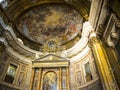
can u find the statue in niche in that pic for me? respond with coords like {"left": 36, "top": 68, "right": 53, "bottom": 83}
{"left": 42, "top": 72, "right": 57, "bottom": 90}
{"left": 17, "top": 72, "right": 24, "bottom": 86}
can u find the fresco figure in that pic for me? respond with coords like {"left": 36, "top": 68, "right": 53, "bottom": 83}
{"left": 43, "top": 72, "right": 57, "bottom": 90}
{"left": 17, "top": 5, "right": 83, "bottom": 44}
{"left": 43, "top": 81, "right": 50, "bottom": 90}
{"left": 22, "top": 21, "right": 29, "bottom": 37}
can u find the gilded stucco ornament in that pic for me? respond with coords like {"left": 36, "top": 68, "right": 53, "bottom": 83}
{"left": 88, "top": 31, "right": 100, "bottom": 47}
{"left": 43, "top": 39, "right": 62, "bottom": 53}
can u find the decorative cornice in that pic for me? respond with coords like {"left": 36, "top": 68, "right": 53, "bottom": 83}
{"left": 35, "top": 53, "right": 70, "bottom": 61}
{"left": 6, "top": 47, "right": 32, "bottom": 64}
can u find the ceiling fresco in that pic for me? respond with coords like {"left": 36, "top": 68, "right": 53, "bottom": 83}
{"left": 17, "top": 4, "right": 83, "bottom": 45}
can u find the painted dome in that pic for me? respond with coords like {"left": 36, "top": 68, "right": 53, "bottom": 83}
{"left": 17, "top": 4, "right": 83, "bottom": 45}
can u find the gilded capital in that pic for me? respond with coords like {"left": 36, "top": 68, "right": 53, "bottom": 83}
{"left": 88, "top": 31, "right": 100, "bottom": 47}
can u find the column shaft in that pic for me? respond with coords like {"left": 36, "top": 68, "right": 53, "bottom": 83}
{"left": 90, "top": 37, "right": 117, "bottom": 90}
{"left": 59, "top": 68, "right": 62, "bottom": 90}
{"left": 66, "top": 67, "right": 70, "bottom": 90}
{"left": 37, "top": 68, "right": 42, "bottom": 90}
{"left": 29, "top": 68, "right": 35, "bottom": 90}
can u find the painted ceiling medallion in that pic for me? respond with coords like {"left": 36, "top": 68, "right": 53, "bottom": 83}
{"left": 17, "top": 4, "right": 83, "bottom": 45}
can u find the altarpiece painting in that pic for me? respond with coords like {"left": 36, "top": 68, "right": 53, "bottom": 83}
{"left": 42, "top": 72, "right": 57, "bottom": 90}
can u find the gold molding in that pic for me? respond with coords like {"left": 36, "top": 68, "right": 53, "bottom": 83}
{"left": 32, "top": 61, "right": 69, "bottom": 68}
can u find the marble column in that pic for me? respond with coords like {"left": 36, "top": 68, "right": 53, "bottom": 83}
{"left": 89, "top": 32, "right": 118, "bottom": 90}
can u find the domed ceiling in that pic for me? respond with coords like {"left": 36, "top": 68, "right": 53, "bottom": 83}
{"left": 16, "top": 4, "right": 83, "bottom": 45}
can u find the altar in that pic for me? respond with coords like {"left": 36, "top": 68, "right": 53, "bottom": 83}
{"left": 30, "top": 54, "right": 70, "bottom": 90}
